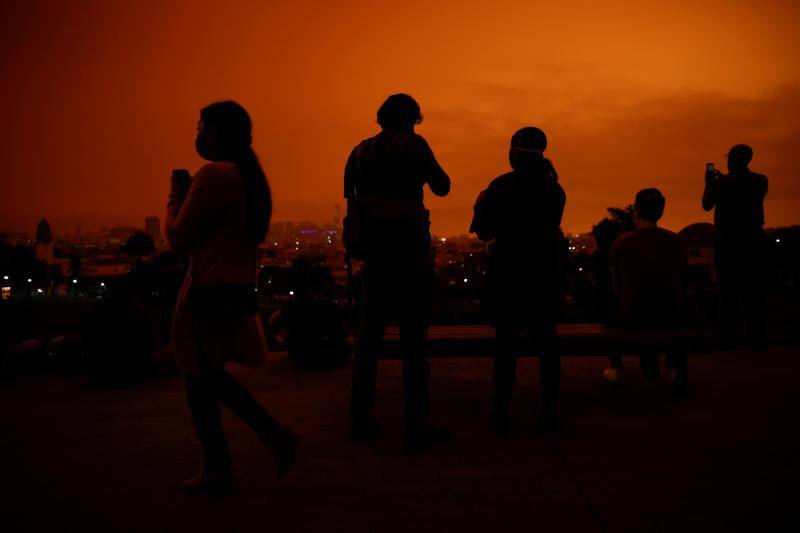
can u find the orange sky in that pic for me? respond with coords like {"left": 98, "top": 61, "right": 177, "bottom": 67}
{"left": 2, "top": 0, "right": 799, "bottom": 236}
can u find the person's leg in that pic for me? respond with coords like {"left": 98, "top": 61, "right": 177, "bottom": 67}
{"left": 351, "top": 266, "right": 385, "bottom": 439}
{"left": 715, "top": 241, "right": 739, "bottom": 348}
{"left": 741, "top": 239, "right": 768, "bottom": 349}
{"left": 399, "top": 314, "right": 429, "bottom": 429}
{"left": 491, "top": 316, "right": 519, "bottom": 432}
{"left": 185, "top": 372, "right": 231, "bottom": 474}
{"left": 201, "top": 368, "right": 300, "bottom": 480}
{"left": 210, "top": 370, "right": 279, "bottom": 437}
{"left": 536, "top": 320, "right": 560, "bottom": 432}
{"left": 399, "top": 262, "right": 449, "bottom": 450}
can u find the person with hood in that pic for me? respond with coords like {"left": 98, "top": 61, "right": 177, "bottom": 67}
{"left": 470, "top": 127, "right": 566, "bottom": 434}
{"left": 344, "top": 93, "right": 452, "bottom": 451}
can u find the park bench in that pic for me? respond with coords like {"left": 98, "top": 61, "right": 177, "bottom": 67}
{"left": 382, "top": 323, "right": 713, "bottom": 358}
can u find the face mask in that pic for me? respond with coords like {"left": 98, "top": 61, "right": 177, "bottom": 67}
{"left": 195, "top": 130, "right": 213, "bottom": 161}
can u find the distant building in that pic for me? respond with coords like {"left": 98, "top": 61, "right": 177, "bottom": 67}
{"left": 107, "top": 226, "right": 139, "bottom": 245}
{"left": 144, "top": 216, "right": 161, "bottom": 243}
{"left": 34, "top": 218, "right": 54, "bottom": 263}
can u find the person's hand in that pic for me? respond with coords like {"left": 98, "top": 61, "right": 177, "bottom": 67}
{"left": 705, "top": 169, "right": 717, "bottom": 183}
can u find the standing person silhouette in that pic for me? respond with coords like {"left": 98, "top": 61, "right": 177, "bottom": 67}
{"left": 166, "top": 101, "right": 299, "bottom": 494}
{"left": 702, "top": 144, "right": 769, "bottom": 350}
{"left": 470, "top": 127, "right": 566, "bottom": 434}
{"left": 345, "top": 94, "right": 452, "bottom": 451}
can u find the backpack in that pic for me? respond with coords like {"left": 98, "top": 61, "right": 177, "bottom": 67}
{"left": 343, "top": 137, "right": 431, "bottom": 263}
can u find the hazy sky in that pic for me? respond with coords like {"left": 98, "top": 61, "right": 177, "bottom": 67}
{"left": 2, "top": 0, "right": 799, "bottom": 236}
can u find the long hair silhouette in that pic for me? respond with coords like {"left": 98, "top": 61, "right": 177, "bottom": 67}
{"left": 199, "top": 100, "right": 271, "bottom": 243}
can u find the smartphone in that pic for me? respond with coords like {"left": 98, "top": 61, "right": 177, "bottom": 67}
{"left": 706, "top": 162, "right": 715, "bottom": 172}
{"left": 171, "top": 168, "right": 191, "bottom": 189}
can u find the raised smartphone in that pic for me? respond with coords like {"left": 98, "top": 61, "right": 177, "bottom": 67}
{"left": 706, "top": 162, "right": 715, "bottom": 172}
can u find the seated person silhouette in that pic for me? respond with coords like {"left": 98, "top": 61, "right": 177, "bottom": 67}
{"left": 470, "top": 127, "right": 565, "bottom": 434}
{"left": 702, "top": 144, "right": 769, "bottom": 350}
{"left": 602, "top": 188, "right": 689, "bottom": 388}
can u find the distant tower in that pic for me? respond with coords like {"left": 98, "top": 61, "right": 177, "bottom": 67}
{"left": 144, "top": 216, "right": 161, "bottom": 243}
{"left": 34, "top": 218, "right": 54, "bottom": 263}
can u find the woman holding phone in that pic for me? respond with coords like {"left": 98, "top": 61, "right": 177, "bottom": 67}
{"left": 166, "top": 100, "right": 299, "bottom": 494}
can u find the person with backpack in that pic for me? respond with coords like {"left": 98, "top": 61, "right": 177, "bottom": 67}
{"left": 344, "top": 93, "right": 451, "bottom": 451}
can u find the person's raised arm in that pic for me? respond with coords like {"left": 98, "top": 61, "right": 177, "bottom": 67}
{"left": 166, "top": 164, "right": 229, "bottom": 255}
{"left": 702, "top": 170, "right": 718, "bottom": 211}
{"left": 417, "top": 136, "right": 450, "bottom": 197}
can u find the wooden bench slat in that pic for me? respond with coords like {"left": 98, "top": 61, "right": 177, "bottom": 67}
{"left": 377, "top": 324, "right": 713, "bottom": 358}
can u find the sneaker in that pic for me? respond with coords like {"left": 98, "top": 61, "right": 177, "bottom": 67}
{"left": 181, "top": 468, "right": 233, "bottom": 495}
{"left": 262, "top": 425, "right": 301, "bottom": 480}
{"left": 602, "top": 366, "right": 624, "bottom": 384}
{"left": 350, "top": 416, "right": 380, "bottom": 443}
{"left": 404, "top": 423, "right": 451, "bottom": 452}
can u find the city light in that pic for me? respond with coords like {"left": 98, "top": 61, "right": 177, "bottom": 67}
{"left": 289, "top": 290, "right": 294, "bottom": 296}
{"left": 578, "top": 267, "right": 583, "bottom": 272}
{"left": 463, "top": 278, "right": 468, "bottom": 283}
{"left": 100, "top": 282, "right": 105, "bottom": 287}
{"left": 36, "top": 288, "right": 44, "bottom": 294}
{"left": 2, "top": 275, "right": 8, "bottom": 280}
{"left": 72, "top": 279, "right": 78, "bottom": 284}
{"left": 27, "top": 278, "right": 32, "bottom": 283}
{"left": 776, "top": 238, "right": 781, "bottom": 243}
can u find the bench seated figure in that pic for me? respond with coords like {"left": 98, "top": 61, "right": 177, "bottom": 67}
{"left": 603, "top": 188, "right": 689, "bottom": 388}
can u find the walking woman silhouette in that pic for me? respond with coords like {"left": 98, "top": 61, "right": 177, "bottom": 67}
{"left": 166, "top": 100, "right": 300, "bottom": 494}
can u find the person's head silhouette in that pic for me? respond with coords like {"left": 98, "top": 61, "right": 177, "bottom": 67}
{"left": 634, "top": 188, "right": 665, "bottom": 226}
{"left": 377, "top": 94, "right": 422, "bottom": 133}
{"left": 195, "top": 100, "right": 270, "bottom": 243}
{"left": 196, "top": 100, "right": 253, "bottom": 162}
{"left": 509, "top": 127, "right": 548, "bottom": 172}
{"left": 727, "top": 144, "right": 753, "bottom": 173}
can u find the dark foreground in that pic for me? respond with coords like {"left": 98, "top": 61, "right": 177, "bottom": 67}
{"left": 2, "top": 347, "right": 799, "bottom": 532}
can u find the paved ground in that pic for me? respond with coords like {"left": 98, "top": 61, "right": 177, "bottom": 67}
{"left": 2, "top": 347, "right": 800, "bottom": 532}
